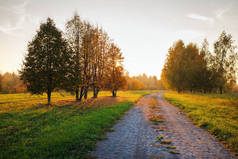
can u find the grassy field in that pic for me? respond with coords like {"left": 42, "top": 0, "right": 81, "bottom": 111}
{"left": 163, "top": 91, "right": 238, "bottom": 155}
{"left": 0, "top": 90, "right": 157, "bottom": 159}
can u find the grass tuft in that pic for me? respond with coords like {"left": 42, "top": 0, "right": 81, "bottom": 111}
{"left": 160, "top": 140, "right": 172, "bottom": 144}
{"left": 149, "top": 115, "right": 164, "bottom": 124}
{"left": 166, "top": 145, "right": 176, "bottom": 149}
{"left": 169, "top": 150, "right": 180, "bottom": 154}
{"left": 155, "top": 135, "right": 164, "bottom": 142}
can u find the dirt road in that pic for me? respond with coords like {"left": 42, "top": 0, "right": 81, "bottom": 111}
{"left": 90, "top": 92, "right": 236, "bottom": 159}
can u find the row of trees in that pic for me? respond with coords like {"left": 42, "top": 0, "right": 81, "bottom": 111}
{"left": 0, "top": 72, "right": 26, "bottom": 93}
{"left": 124, "top": 73, "right": 164, "bottom": 90}
{"left": 161, "top": 31, "right": 238, "bottom": 94}
{"left": 20, "top": 13, "right": 125, "bottom": 104}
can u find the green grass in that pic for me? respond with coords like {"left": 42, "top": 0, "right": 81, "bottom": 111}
{"left": 0, "top": 90, "right": 157, "bottom": 159}
{"left": 163, "top": 91, "right": 238, "bottom": 155}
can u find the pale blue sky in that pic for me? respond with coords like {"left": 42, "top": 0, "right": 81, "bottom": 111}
{"left": 0, "top": 0, "right": 238, "bottom": 78}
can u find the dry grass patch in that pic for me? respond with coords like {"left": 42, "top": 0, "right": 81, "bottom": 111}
{"left": 149, "top": 115, "right": 164, "bottom": 124}
{"left": 169, "top": 150, "right": 180, "bottom": 154}
{"left": 149, "top": 96, "right": 159, "bottom": 109}
{"left": 152, "top": 126, "right": 166, "bottom": 131}
{"left": 160, "top": 140, "right": 172, "bottom": 144}
{"left": 166, "top": 145, "right": 176, "bottom": 149}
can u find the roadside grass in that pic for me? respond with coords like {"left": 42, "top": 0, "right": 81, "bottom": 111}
{"left": 0, "top": 90, "right": 157, "bottom": 159}
{"left": 163, "top": 91, "right": 238, "bottom": 155}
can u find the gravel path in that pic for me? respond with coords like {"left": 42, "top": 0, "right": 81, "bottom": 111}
{"left": 90, "top": 93, "right": 236, "bottom": 159}
{"left": 156, "top": 92, "right": 236, "bottom": 159}
{"left": 90, "top": 95, "right": 176, "bottom": 159}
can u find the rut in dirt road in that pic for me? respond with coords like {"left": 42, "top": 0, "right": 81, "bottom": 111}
{"left": 90, "top": 93, "right": 236, "bottom": 159}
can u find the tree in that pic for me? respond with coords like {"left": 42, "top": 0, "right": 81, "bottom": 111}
{"left": 105, "top": 44, "right": 125, "bottom": 97}
{"left": 80, "top": 23, "right": 94, "bottom": 99}
{"left": 91, "top": 28, "right": 110, "bottom": 98}
{"left": 213, "top": 31, "right": 238, "bottom": 94}
{"left": 161, "top": 41, "right": 207, "bottom": 93}
{"left": 184, "top": 43, "right": 201, "bottom": 92}
{"left": 20, "top": 18, "right": 72, "bottom": 105}
{"left": 0, "top": 73, "right": 2, "bottom": 92}
{"left": 199, "top": 39, "right": 213, "bottom": 93}
{"left": 65, "top": 12, "right": 86, "bottom": 101}
{"left": 161, "top": 40, "right": 186, "bottom": 92}
{"left": 106, "top": 66, "right": 126, "bottom": 97}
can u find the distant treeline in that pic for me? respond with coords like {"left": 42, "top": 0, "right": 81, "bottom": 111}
{"left": 0, "top": 72, "right": 163, "bottom": 94}
{"left": 0, "top": 72, "right": 26, "bottom": 93}
{"left": 124, "top": 73, "right": 164, "bottom": 90}
{"left": 161, "top": 31, "right": 238, "bottom": 94}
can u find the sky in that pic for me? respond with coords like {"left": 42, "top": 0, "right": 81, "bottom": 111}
{"left": 0, "top": 0, "right": 238, "bottom": 78}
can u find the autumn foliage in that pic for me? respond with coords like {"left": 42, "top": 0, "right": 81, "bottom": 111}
{"left": 161, "top": 31, "right": 238, "bottom": 93}
{"left": 16, "top": 13, "right": 126, "bottom": 104}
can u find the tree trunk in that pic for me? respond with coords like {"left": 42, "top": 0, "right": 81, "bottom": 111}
{"left": 96, "top": 88, "right": 100, "bottom": 97}
{"left": 47, "top": 90, "right": 51, "bottom": 105}
{"left": 93, "top": 87, "right": 100, "bottom": 98}
{"left": 79, "top": 87, "right": 84, "bottom": 101}
{"left": 112, "top": 90, "right": 117, "bottom": 97}
{"left": 203, "top": 89, "right": 207, "bottom": 94}
{"left": 219, "top": 87, "right": 223, "bottom": 94}
{"left": 84, "top": 87, "right": 88, "bottom": 99}
{"left": 93, "top": 86, "right": 97, "bottom": 98}
{"left": 75, "top": 89, "right": 79, "bottom": 101}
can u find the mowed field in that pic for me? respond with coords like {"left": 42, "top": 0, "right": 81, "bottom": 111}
{"left": 0, "top": 90, "right": 157, "bottom": 159}
{"left": 163, "top": 92, "right": 238, "bottom": 155}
